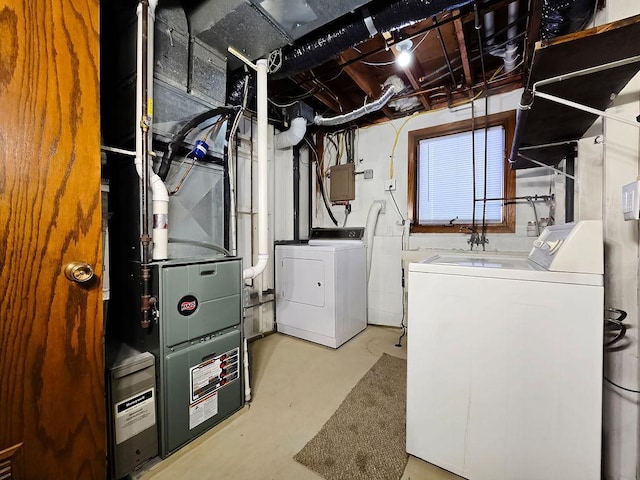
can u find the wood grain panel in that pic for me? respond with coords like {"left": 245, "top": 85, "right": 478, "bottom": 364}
{"left": 0, "top": 1, "right": 105, "bottom": 478}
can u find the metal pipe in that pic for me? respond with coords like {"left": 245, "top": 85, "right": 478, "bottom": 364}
{"left": 313, "top": 84, "right": 395, "bottom": 126}
{"left": 565, "top": 153, "right": 575, "bottom": 223}
{"left": 513, "top": 153, "right": 577, "bottom": 180}
{"left": 138, "top": 0, "right": 152, "bottom": 328}
{"left": 519, "top": 140, "right": 576, "bottom": 151}
{"left": 476, "top": 194, "right": 552, "bottom": 202}
{"left": 533, "top": 55, "right": 640, "bottom": 89}
{"left": 534, "top": 90, "right": 640, "bottom": 129}
{"left": 433, "top": 16, "right": 457, "bottom": 85}
{"left": 471, "top": 100, "right": 477, "bottom": 238}
{"left": 293, "top": 145, "right": 300, "bottom": 242}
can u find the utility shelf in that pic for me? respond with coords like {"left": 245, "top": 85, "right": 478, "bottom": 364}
{"left": 509, "top": 14, "right": 640, "bottom": 170}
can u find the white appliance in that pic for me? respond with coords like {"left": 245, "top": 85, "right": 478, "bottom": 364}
{"left": 275, "top": 228, "right": 367, "bottom": 348}
{"left": 406, "top": 220, "right": 604, "bottom": 480}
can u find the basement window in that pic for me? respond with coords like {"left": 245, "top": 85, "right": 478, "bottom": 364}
{"left": 408, "top": 111, "right": 516, "bottom": 233}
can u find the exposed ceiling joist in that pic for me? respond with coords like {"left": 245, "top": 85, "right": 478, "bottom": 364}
{"left": 453, "top": 10, "right": 474, "bottom": 87}
{"left": 294, "top": 73, "right": 345, "bottom": 113}
{"left": 338, "top": 49, "right": 395, "bottom": 119}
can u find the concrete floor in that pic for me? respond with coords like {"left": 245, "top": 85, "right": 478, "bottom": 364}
{"left": 141, "top": 326, "right": 462, "bottom": 480}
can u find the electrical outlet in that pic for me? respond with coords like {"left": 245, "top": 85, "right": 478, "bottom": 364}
{"left": 374, "top": 200, "right": 386, "bottom": 214}
{"left": 363, "top": 169, "right": 374, "bottom": 179}
{"left": 384, "top": 179, "right": 396, "bottom": 191}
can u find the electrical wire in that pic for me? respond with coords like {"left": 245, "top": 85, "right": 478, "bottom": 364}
{"left": 168, "top": 156, "right": 197, "bottom": 195}
{"left": 304, "top": 136, "right": 338, "bottom": 226}
{"left": 389, "top": 190, "right": 406, "bottom": 223}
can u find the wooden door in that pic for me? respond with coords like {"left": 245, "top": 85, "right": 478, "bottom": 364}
{"left": 0, "top": 1, "right": 105, "bottom": 478}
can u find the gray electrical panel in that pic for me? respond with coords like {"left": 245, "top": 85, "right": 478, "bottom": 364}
{"left": 107, "top": 344, "right": 158, "bottom": 479}
{"left": 151, "top": 256, "right": 244, "bottom": 457}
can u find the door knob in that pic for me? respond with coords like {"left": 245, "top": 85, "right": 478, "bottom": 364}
{"left": 64, "top": 262, "right": 95, "bottom": 284}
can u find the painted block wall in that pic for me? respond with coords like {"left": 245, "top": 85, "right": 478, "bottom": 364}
{"left": 581, "top": 3, "right": 640, "bottom": 479}
{"left": 308, "top": 88, "right": 557, "bottom": 326}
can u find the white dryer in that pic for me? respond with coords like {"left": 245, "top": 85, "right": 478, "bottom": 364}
{"left": 406, "top": 220, "right": 604, "bottom": 480}
{"left": 275, "top": 228, "right": 367, "bottom": 348}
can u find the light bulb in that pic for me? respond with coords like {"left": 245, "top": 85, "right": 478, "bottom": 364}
{"left": 397, "top": 50, "right": 412, "bottom": 68}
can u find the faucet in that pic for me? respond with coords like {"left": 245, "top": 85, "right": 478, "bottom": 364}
{"left": 463, "top": 229, "right": 489, "bottom": 250}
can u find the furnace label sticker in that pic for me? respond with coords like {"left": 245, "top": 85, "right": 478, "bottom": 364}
{"left": 189, "top": 347, "right": 240, "bottom": 404}
{"left": 114, "top": 388, "right": 156, "bottom": 444}
{"left": 189, "top": 392, "right": 218, "bottom": 430}
{"left": 178, "top": 294, "right": 198, "bottom": 316}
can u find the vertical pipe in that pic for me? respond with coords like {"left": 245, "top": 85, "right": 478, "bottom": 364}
{"left": 138, "top": 0, "right": 152, "bottom": 328}
{"left": 242, "top": 60, "right": 268, "bottom": 279}
{"left": 223, "top": 141, "right": 231, "bottom": 251}
{"left": 308, "top": 144, "right": 313, "bottom": 238}
{"left": 565, "top": 153, "right": 575, "bottom": 223}
{"left": 293, "top": 145, "right": 300, "bottom": 241}
{"left": 433, "top": 16, "right": 457, "bottom": 85}
{"left": 148, "top": 0, "right": 168, "bottom": 261}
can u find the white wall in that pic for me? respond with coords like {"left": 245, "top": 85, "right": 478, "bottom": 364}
{"left": 584, "top": 3, "right": 640, "bottom": 479}
{"left": 309, "top": 88, "right": 557, "bottom": 326}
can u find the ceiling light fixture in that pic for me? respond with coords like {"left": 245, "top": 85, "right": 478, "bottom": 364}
{"left": 395, "top": 39, "right": 413, "bottom": 68}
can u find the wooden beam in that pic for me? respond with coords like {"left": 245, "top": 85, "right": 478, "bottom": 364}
{"left": 523, "top": 0, "right": 543, "bottom": 85}
{"left": 294, "top": 73, "right": 343, "bottom": 113}
{"left": 385, "top": 35, "right": 432, "bottom": 111}
{"left": 401, "top": 65, "right": 432, "bottom": 111}
{"left": 453, "top": 9, "right": 473, "bottom": 87}
{"left": 338, "top": 49, "right": 394, "bottom": 119}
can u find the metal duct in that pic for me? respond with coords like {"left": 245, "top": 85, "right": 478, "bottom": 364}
{"left": 540, "top": 0, "right": 597, "bottom": 40}
{"left": 269, "top": 0, "right": 474, "bottom": 78}
{"left": 313, "top": 84, "right": 395, "bottom": 126}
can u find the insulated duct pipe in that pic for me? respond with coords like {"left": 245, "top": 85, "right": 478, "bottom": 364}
{"left": 243, "top": 59, "right": 269, "bottom": 280}
{"left": 540, "top": 0, "right": 597, "bottom": 40}
{"left": 314, "top": 84, "right": 395, "bottom": 126}
{"left": 136, "top": 0, "right": 169, "bottom": 262}
{"left": 274, "top": 117, "right": 307, "bottom": 150}
{"left": 269, "top": 0, "right": 473, "bottom": 79}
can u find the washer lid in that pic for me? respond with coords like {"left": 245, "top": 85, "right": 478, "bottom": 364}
{"left": 409, "top": 254, "right": 603, "bottom": 285}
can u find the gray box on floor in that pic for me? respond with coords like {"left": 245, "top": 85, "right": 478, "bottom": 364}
{"left": 107, "top": 344, "right": 158, "bottom": 479}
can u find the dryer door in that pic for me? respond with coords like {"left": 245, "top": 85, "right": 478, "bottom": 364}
{"left": 282, "top": 257, "right": 325, "bottom": 307}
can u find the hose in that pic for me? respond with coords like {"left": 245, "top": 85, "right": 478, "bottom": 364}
{"left": 157, "top": 106, "right": 238, "bottom": 181}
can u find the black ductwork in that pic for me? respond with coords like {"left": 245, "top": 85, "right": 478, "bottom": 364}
{"left": 540, "top": 0, "right": 597, "bottom": 40}
{"left": 269, "top": 0, "right": 474, "bottom": 79}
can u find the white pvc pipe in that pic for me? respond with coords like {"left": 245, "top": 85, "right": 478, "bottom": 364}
{"left": 274, "top": 117, "right": 307, "bottom": 150}
{"left": 365, "top": 201, "right": 383, "bottom": 286}
{"left": 484, "top": 0, "right": 519, "bottom": 72}
{"left": 483, "top": 9, "right": 495, "bottom": 47}
{"left": 243, "top": 59, "right": 269, "bottom": 280}
{"left": 503, "top": 1, "right": 519, "bottom": 72}
{"left": 136, "top": 0, "right": 169, "bottom": 260}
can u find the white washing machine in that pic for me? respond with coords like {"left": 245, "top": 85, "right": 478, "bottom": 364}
{"left": 275, "top": 228, "right": 367, "bottom": 348}
{"left": 406, "top": 220, "right": 604, "bottom": 480}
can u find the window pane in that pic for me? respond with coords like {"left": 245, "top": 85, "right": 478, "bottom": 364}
{"left": 418, "top": 126, "right": 504, "bottom": 224}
